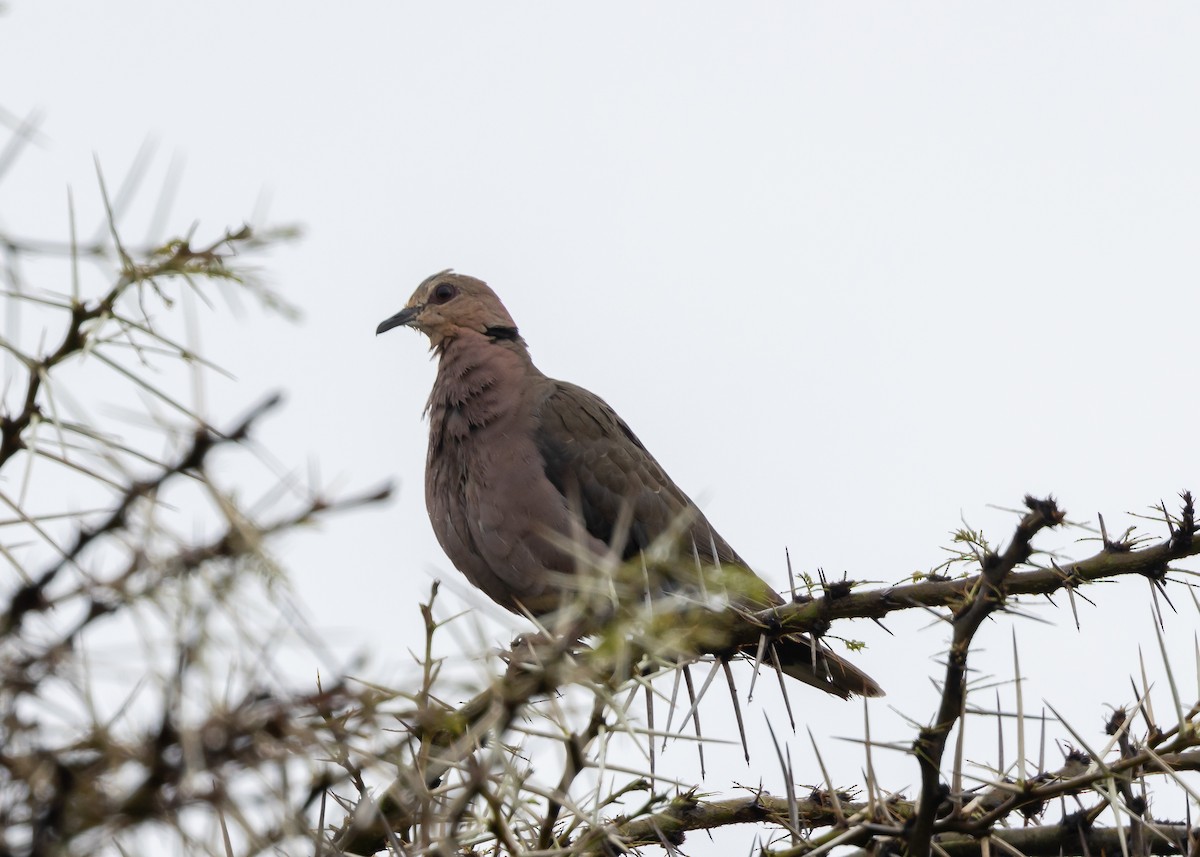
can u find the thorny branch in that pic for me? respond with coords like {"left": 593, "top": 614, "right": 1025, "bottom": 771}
{"left": 0, "top": 225, "right": 283, "bottom": 471}
{"left": 333, "top": 493, "right": 1200, "bottom": 857}
{"left": 0, "top": 137, "right": 392, "bottom": 856}
{"left": 907, "top": 497, "right": 1066, "bottom": 857}
{"left": 1, "top": 394, "right": 278, "bottom": 641}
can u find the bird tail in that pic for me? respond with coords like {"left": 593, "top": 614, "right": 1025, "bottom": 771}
{"left": 769, "top": 634, "right": 885, "bottom": 699}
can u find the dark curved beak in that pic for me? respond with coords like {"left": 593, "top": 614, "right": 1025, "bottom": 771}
{"left": 376, "top": 305, "right": 421, "bottom": 335}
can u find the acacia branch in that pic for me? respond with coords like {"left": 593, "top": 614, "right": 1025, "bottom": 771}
{"left": 0, "top": 226, "right": 265, "bottom": 472}
{"left": 752, "top": 495, "right": 1195, "bottom": 645}
{"left": 0, "top": 395, "right": 281, "bottom": 640}
{"left": 905, "top": 496, "right": 1065, "bottom": 856}
{"left": 572, "top": 736, "right": 1200, "bottom": 855}
{"left": 336, "top": 492, "right": 1198, "bottom": 856}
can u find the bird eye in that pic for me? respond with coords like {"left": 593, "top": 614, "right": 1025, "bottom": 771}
{"left": 431, "top": 283, "right": 457, "bottom": 304}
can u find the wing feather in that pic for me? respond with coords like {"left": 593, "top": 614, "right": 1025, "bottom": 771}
{"left": 532, "top": 381, "right": 743, "bottom": 567}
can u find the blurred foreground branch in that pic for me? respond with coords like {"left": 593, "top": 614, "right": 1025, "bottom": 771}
{"left": 0, "top": 138, "right": 392, "bottom": 856}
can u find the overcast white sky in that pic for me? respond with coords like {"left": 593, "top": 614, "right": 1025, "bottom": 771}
{"left": 2, "top": 1, "right": 1198, "bottom": 845}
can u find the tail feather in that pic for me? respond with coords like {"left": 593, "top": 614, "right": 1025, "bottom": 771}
{"left": 770, "top": 634, "right": 884, "bottom": 699}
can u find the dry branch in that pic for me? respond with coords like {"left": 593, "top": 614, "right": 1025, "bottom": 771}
{"left": 333, "top": 492, "right": 1199, "bottom": 857}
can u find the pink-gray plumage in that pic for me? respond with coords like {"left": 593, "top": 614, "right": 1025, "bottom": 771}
{"left": 377, "top": 271, "right": 882, "bottom": 699}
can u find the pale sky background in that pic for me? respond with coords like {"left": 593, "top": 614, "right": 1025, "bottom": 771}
{"left": 2, "top": 2, "right": 1198, "bottom": 849}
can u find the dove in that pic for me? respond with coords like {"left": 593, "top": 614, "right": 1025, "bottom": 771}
{"left": 377, "top": 271, "right": 881, "bottom": 698}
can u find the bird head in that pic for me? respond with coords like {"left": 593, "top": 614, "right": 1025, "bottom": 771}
{"left": 376, "top": 271, "right": 522, "bottom": 351}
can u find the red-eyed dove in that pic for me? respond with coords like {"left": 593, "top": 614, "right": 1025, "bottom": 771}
{"left": 378, "top": 271, "right": 881, "bottom": 698}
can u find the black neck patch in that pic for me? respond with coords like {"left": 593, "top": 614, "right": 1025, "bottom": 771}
{"left": 485, "top": 326, "right": 521, "bottom": 342}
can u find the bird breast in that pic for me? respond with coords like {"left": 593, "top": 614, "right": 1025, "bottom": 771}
{"left": 423, "top": 337, "right": 585, "bottom": 610}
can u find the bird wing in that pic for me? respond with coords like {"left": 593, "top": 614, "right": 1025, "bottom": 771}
{"left": 530, "top": 380, "right": 884, "bottom": 699}
{"left": 531, "top": 380, "right": 745, "bottom": 567}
